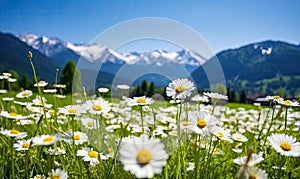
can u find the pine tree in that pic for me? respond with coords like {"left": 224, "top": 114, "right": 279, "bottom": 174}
{"left": 60, "top": 60, "right": 82, "bottom": 94}
{"left": 141, "top": 80, "right": 149, "bottom": 96}
{"left": 147, "top": 82, "right": 155, "bottom": 97}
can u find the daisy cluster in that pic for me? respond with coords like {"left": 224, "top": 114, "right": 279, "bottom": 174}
{"left": 0, "top": 74, "right": 300, "bottom": 179}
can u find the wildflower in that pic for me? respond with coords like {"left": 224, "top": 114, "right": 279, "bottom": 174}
{"left": 81, "top": 117, "right": 98, "bottom": 129}
{"left": 8, "top": 78, "right": 17, "bottom": 83}
{"left": 187, "top": 162, "right": 195, "bottom": 171}
{"left": 13, "top": 139, "right": 32, "bottom": 151}
{"left": 46, "top": 148, "right": 66, "bottom": 155}
{"left": 32, "top": 134, "right": 60, "bottom": 146}
{"left": 166, "top": 78, "right": 195, "bottom": 99}
{"left": 28, "top": 51, "right": 33, "bottom": 59}
{"left": 48, "top": 168, "right": 67, "bottom": 179}
{"left": 77, "top": 148, "right": 100, "bottom": 166}
{"left": 0, "top": 129, "right": 27, "bottom": 139}
{"left": 58, "top": 105, "right": 82, "bottom": 116}
{"left": 233, "top": 152, "right": 264, "bottom": 166}
{"left": 211, "top": 126, "right": 232, "bottom": 142}
{"left": 63, "top": 130, "right": 88, "bottom": 145}
{"left": 117, "top": 84, "right": 130, "bottom": 90}
{"left": 2, "top": 97, "right": 14, "bottom": 102}
{"left": 203, "top": 92, "right": 228, "bottom": 101}
{"left": 0, "top": 89, "right": 8, "bottom": 94}
{"left": 119, "top": 134, "right": 168, "bottom": 178}
{"left": 34, "top": 80, "right": 48, "bottom": 87}
{"left": 268, "top": 133, "right": 300, "bottom": 157}
{"left": 16, "top": 90, "right": 33, "bottom": 98}
{"left": 43, "top": 89, "right": 57, "bottom": 93}
{"left": 191, "top": 94, "right": 209, "bottom": 103}
{"left": 82, "top": 99, "right": 111, "bottom": 114}
{"left": 188, "top": 111, "right": 218, "bottom": 136}
{"left": 238, "top": 166, "right": 268, "bottom": 179}
{"left": 32, "top": 174, "right": 46, "bottom": 179}
{"left": 128, "top": 96, "right": 154, "bottom": 106}
{"left": 53, "top": 84, "right": 66, "bottom": 89}
{"left": 232, "top": 132, "right": 248, "bottom": 142}
{"left": 98, "top": 87, "right": 109, "bottom": 93}
{"left": 265, "top": 95, "right": 283, "bottom": 103}
{"left": 0, "top": 111, "right": 27, "bottom": 120}
{"left": 278, "top": 99, "right": 300, "bottom": 107}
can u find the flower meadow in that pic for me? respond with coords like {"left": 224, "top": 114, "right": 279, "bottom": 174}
{"left": 0, "top": 52, "right": 300, "bottom": 178}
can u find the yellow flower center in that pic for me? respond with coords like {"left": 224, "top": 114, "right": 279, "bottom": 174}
{"left": 248, "top": 175, "right": 258, "bottom": 179}
{"left": 88, "top": 151, "right": 98, "bottom": 158}
{"left": 175, "top": 85, "right": 185, "bottom": 93}
{"left": 136, "top": 98, "right": 146, "bottom": 104}
{"left": 236, "top": 137, "right": 242, "bottom": 141}
{"left": 9, "top": 112, "right": 18, "bottom": 117}
{"left": 68, "top": 108, "right": 76, "bottom": 114}
{"left": 280, "top": 142, "right": 292, "bottom": 151}
{"left": 182, "top": 121, "right": 189, "bottom": 126}
{"left": 43, "top": 136, "right": 55, "bottom": 143}
{"left": 283, "top": 100, "right": 292, "bottom": 105}
{"left": 10, "top": 129, "right": 20, "bottom": 134}
{"left": 22, "top": 143, "right": 30, "bottom": 148}
{"left": 52, "top": 175, "right": 60, "bottom": 179}
{"left": 136, "top": 149, "right": 152, "bottom": 165}
{"left": 87, "top": 121, "right": 94, "bottom": 127}
{"left": 108, "top": 148, "right": 114, "bottom": 157}
{"left": 217, "top": 132, "right": 224, "bottom": 138}
{"left": 92, "top": 104, "right": 102, "bottom": 111}
{"left": 197, "top": 119, "right": 207, "bottom": 129}
{"left": 273, "top": 95, "right": 280, "bottom": 99}
{"left": 73, "top": 134, "right": 80, "bottom": 140}
{"left": 22, "top": 92, "right": 29, "bottom": 97}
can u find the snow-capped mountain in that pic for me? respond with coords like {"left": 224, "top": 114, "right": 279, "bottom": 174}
{"left": 18, "top": 33, "right": 206, "bottom": 73}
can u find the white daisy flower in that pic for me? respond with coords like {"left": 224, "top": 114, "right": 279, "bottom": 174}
{"left": 265, "top": 95, "right": 283, "bottom": 103}
{"left": 2, "top": 97, "right": 14, "bottom": 102}
{"left": 77, "top": 148, "right": 100, "bottom": 166}
{"left": 82, "top": 99, "right": 111, "bottom": 114}
{"left": 232, "top": 132, "right": 248, "bottom": 142}
{"left": 0, "top": 89, "right": 8, "bottom": 94}
{"left": 128, "top": 96, "right": 154, "bottom": 106}
{"left": 16, "top": 90, "right": 33, "bottom": 98}
{"left": 13, "top": 139, "right": 32, "bottom": 151}
{"left": 31, "top": 174, "right": 46, "bottom": 179}
{"left": 81, "top": 117, "right": 98, "bottom": 129}
{"left": 188, "top": 111, "right": 218, "bottom": 136}
{"left": 0, "top": 129, "right": 27, "bottom": 139}
{"left": 211, "top": 126, "right": 232, "bottom": 142}
{"left": 187, "top": 162, "right": 195, "bottom": 171}
{"left": 48, "top": 168, "right": 67, "bottom": 179}
{"left": 0, "top": 111, "right": 27, "bottom": 120}
{"left": 63, "top": 130, "right": 88, "bottom": 145}
{"left": 278, "top": 100, "right": 300, "bottom": 107}
{"left": 46, "top": 148, "right": 66, "bottom": 155}
{"left": 117, "top": 84, "right": 130, "bottom": 90}
{"left": 203, "top": 92, "right": 228, "bottom": 101}
{"left": 166, "top": 78, "right": 195, "bottom": 99}
{"left": 233, "top": 152, "right": 264, "bottom": 166}
{"left": 32, "top": 96, "right": 53, "bottom": 108}
{"left": 268, "top": 133, "right": 300, "bottom": 157}
{"left": 53, "top": 84, "right": 66, "bottom": 88}
{"left": 191, "top": 94, "right": 209, "bottom": 103}
{"left": 58, "top": 105, "right": 83, "bottom": 116}
{"left": 239, "top": 166, "right": 268, "bottom": 179}
{"left": 97, "top": 87, "right": 109, "bottom": 93}
{"left": 34, "top": 80, "right": 48, "bottom": 87}
{"left": 119, "top": 134, "right": 168, "bottom": 178}
{"left": 32, "top": 134, "right": 61, "bottom": 146}
{"left": 43, "top": 89, "right": 57, "bottom": 93}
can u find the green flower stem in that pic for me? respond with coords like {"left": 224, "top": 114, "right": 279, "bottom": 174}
{"left": 175, "top": 100, "right": 183, "bottom": 179}
{"left": 284, "top": 107, "right": 288, "bottom": 133}
{"left": 140, "top": 106, "right": 144, "bottom": 133}
{"left": 29, "top": 56, "right": 48, "bottom": 127}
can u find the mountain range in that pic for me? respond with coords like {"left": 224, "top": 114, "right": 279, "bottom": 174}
{"left": 1, "top": 31, "right": 300, "bottom": 96}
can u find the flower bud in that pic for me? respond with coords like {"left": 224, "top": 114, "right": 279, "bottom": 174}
{"left": 28, "top": 51, "right": 33, "bottom": 59}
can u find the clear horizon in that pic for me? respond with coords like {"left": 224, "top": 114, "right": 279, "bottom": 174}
{"left": 1, "top": 0, "right": 299, "bottom": 54}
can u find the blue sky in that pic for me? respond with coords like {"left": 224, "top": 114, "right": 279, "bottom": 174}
{"left": 1, "top": 0, "right": 299, "bottom": 53}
